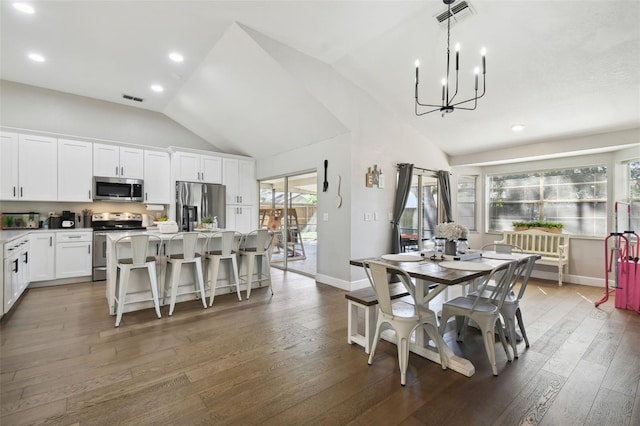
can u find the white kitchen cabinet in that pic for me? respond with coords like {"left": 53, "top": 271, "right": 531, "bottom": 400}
{"left": 1, "top": 132, "right": 57, "bottom": 201}
{"left": 58, "top": 139, "right": 93, "bottom": 202}
{"left": 55, "top": 232, "right": 92, "bottom": 279}
{"left": 226, "top": 206, "right": 255, "bottom": 233}
{"left": 143, "top": 150, "right": 171, "bottom": 204}
{"left": 173, "top": 152, "right": 222, "bottom": 184}
{"left": 29, "top": 233, "right": 56, "bottom": 282}
{"left": 0, "top": 132, "right": 19, "bottom": 200}
{"left": 1, "top": 134, "right": 58, "bottom": 201}
{"left": 3, "top": 236, "right": 29, "bottom": 314}
{"left": 223, "top": 157, "right": 256, "bottom": 206}
{"left": 93, "top": 143, "right": 143, "bottom": 179}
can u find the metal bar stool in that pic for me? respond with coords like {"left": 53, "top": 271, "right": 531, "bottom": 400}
{"left": 114, "top": 234, "right": 162, "bottom": 327}
{"left": 206, "top": 230, "right": 242, "bottom": 305}
{"left": 238, "top": 229, "right": 273, "bottom": 299}
{"left": 164, "top": 232, "right": 208, "bottom": 315}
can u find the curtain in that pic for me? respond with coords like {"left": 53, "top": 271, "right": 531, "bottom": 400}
{"left": 391, "top": 163, "right": 414, "bottom": 253}
{"left": 437, "top": 170, "right": 453, "bottom": 223}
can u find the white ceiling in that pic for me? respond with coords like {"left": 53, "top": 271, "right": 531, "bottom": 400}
{"left": 1, "top": 0, "right": 639, "bottom": 160}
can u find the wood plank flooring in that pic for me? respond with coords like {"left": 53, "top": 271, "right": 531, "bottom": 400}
{"left": 1, "top": 270, "right": 639, "bottom": 425}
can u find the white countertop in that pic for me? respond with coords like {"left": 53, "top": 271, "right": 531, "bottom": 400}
{"left": 0, "top": 228, "right": 94, "bottom": 244}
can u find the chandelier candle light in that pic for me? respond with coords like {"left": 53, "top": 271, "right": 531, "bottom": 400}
{"left": 415, "top": 0, "right": 486, "bottom": 116}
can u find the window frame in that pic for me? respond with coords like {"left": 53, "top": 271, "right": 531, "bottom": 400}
{"left": 457, "top": 175, "right": 477, "bottom": 232}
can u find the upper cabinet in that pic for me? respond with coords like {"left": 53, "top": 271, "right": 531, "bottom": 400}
{"left": 223, "top": 157, "right": 256, "bottom": 206}
{"left": 93, "top": 143, "right": 143, "bottom": 179}
{"left": 0, "top": 133, "right": 57, "bottom": 201}
{"left": 58, "top": 139, "right": 93, "bottom": 202}
{"left": 173, "top": 151, "right": 222, "bottom": 184}
{"left": 143, "top": 150, "right": 171, "bottom": 204}
{"left": 0, "top": 132, "right": 19, "bottom": 200}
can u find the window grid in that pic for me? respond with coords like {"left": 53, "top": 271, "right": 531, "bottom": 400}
{"left": 488, "top": 166, "right": 607, "bottom": 236}
{"left": 457, "top": 175, "right": 477, "bottom": 231}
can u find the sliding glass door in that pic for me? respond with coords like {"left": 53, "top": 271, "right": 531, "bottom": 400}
{"left": 259, "top": 172, "right": 317, "bottom": 276}
{"left": 399, "top": 172, "right": 438, "bottom": 252}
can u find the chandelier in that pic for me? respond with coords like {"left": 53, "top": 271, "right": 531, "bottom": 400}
{"left": 414, "top": 0, "right": 486, "bottom": 116}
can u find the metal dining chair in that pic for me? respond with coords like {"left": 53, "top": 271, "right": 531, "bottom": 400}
{"left": 363, "top": 260, "right": 447, "bottom": 386}
{"left": 439, "top": 260, "right": 518, "bottom": 375}
{"left": 238, "top": 229, "right": 273, "bottom": 299}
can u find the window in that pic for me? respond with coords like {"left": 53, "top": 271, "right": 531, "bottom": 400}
{"left": 630, "top": 161, "right": 640, "bottom": 232}
{"left": 488, "top": 166, "right": 607, "bottom": 235}
{"left": 457, "top": 176, "right": 477, "bottom": 231}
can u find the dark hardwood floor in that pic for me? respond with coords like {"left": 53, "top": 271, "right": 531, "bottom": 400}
{"left": 1, "top": 269, "right": 639, "bottom": 425}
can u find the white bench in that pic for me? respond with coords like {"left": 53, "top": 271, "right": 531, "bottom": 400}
{"left": 496, "top": 230, "right": 570, "bottom": 286}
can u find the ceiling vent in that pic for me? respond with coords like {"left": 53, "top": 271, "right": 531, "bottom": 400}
{"left": 434, "top": 0, "right": 476, "bottom": 28}
{"left": 122, "top": 94, "right": 144, "bottom": 102}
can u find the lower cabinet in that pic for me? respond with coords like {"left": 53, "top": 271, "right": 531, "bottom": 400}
{"left": 29, "top": 232, "right": 56, "bottom": 282}
{"left": 55, "top": 232, "right": 92, "bottom": 279}
{"left": 3, "top": 236, "right": 29, "bottom": 314}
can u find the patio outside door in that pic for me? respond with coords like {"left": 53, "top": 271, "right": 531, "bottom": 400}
{"left": 259, "top": 172, "right": 317, "bottom": 277}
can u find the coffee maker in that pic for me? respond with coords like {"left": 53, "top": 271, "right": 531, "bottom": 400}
{"left": 61, "top": 210, "right": 76, "bottom": 229}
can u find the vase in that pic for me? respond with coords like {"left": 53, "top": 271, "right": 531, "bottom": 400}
{"left": 445, "top": 240, "right": 457, "bottom": 256}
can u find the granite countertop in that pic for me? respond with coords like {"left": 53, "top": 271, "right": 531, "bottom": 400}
{"left": 0, "top": 228, "right": 94, "bottom": 244}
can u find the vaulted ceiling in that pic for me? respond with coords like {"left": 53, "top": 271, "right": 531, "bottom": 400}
{"left": 1, "top": 1, "right": 639, "bottom": 160}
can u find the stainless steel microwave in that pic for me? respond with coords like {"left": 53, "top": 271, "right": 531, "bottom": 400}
{"left": 93, "top": 177, "right": 144, "bottom": 202}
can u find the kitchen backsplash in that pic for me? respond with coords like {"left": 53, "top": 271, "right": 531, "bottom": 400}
{"left": 1, "top": 201, "right": 166, "bottom": 228}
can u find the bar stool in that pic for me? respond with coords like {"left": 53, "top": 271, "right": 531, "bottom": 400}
{"left": 205, "top": 231, "right": 243, "bottom": 305}
{"left": 164, "top": 232, "right": 208, "bottom": 315}
{"left": 238, "top": 229, "right": 273, "bottom": 299}
{"left": 114, "top": 234, "right": 162, "bottom": 327}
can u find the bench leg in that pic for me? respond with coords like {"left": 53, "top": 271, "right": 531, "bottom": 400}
{"left": 347, "top": 301, "right": 377, "bottom": 354}
{"left": 558, "top": 261, "right": 564, "bottom": 286}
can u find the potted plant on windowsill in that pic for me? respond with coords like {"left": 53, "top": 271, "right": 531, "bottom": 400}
{"left": 512, "top": 221, "right": 564, "bottom": 233}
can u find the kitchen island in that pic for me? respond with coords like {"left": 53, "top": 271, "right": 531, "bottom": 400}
{"left": 105, "top": 230, "right": 269, "bottom": 315}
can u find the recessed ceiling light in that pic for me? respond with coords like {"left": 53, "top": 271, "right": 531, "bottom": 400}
{"left": 13, "top": 2, "right": 35, "bottom": 14}
{"left": 28, "top": 52, "right": 45, "bottom": 62}
{"left": 168, "top": 52, "right": 184, "bottom": 63}
{"left": 150, "top": 84, "right": 164, "bottom": 93}
{"left": 511, "top": 124, "right": 525, "bottom": 132}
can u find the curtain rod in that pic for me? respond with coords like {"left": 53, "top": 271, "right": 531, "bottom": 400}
{"left": 395, "top": 164, "right": 438, "bottom": 173}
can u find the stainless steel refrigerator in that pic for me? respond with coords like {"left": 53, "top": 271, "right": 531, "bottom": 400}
{"left": 176, "top": 181, "right": 226, "bottom": 231}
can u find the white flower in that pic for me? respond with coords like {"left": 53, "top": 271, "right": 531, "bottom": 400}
{"left": 435, "top": 222, "right": 468, "bottom": 241}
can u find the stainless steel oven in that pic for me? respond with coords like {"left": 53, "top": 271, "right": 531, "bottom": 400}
{"left": 92, "top": 212, "right": 146, "bottom": 281}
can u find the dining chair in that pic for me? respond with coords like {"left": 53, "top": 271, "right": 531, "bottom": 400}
{"left": 205, "top": 230, "right": 243, "bottom": 305}
{"left": 439, "top": 260, "right": 517, "bottom": 375}
{"left": 113, "top": 234, "right": 162, "bottom": 327}
{"left": 467, "top": 255, "right": 537, "bottom": 357}
{"left": 363, "top": 260, "right": 447, "bottom": 386}
{"left": 164, "top": 232, "right": 208, "bottom": 315}
{"left": 238, "top": 229, "right": 273, "bottom": 299}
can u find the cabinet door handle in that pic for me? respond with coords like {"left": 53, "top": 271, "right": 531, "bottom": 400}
{"left": 20, "top": 187, "right": 23, "bottom": 197}
{"left": 24, "top": 252, "right": 28, "bottom": 264}
{"left": 50, "top": 236, "right": 53, "bottom": 246}
{"left": 121, "top": 166, "right": 124, "bottom": 176}
{"left": 88, "top": 244, "right": 91, "bottom": 254}
{"left": 13, "top": 186, "right": 16, "bottom": 197}
{"left": 145, "top": 192, "right": 148, "bottom": 201}
{"left": 13, "top": 259, "right": 19, "bottom": 273}
{"left": 68, "top": 235, "right": 82, "bottom": 239}
{"left": 115, "top": 166, "right": 119, "bottom": 176}
{"left": 89, "top": 190, "right": 91, "bottom": 199}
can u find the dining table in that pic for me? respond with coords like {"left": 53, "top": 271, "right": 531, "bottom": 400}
{"left": 350, "top": 251, "right": 539, "bottom": 377}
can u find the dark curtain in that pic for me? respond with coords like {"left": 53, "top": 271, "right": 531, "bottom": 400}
{"left": 437, "top": 170, "right": 453, "bottom": 223}
{"left": 391, "top": 163, "right": 414, "bottom": 253}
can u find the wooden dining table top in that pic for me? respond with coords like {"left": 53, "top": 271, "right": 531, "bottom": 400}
{"left": 350, "top": 253, "right": 539, "bottom": 285}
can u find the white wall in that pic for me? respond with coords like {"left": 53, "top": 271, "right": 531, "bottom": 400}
{"left": 0, "top": 80, "right": 216, "bottom": 151}
{"left": 253, "top": 34, "right": 450, "bottom": 290}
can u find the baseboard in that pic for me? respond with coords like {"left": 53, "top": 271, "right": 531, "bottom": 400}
{"left": 28, "top": 276, "right": 94, "bottom": 288}
{"left": 530, "top": 270, "right": 604, "bottom": 287}
{"left": 315, "top": 274, "right": 369, "bottom": 291}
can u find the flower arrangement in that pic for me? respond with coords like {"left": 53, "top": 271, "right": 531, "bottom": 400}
{"left": 435, "top": 222, "right": 468, "bottom": 241}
